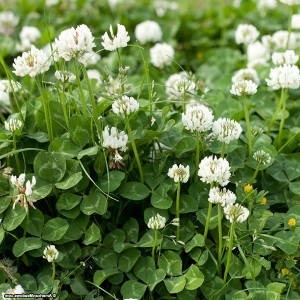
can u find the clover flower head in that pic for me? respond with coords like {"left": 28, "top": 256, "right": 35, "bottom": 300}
{"left": 0, "top": 11, "right": 19, "bottom": 36}
{"left": 4, "top": 118, "right": 23, "bottom": 133}
{"left": 112, "top": 95, "right": 139, "bottom": 115}
{"left": 291, "top": 14, "right": 300, "bottom": 29}
{"left": 0, "top": 80, "right": 22, "bottom": 93}
{"left": 224, "top": 203, "right": 250, "bottom": 223}
{"left": 272, "top": 30, "right": 296, "bottom": 50}
{"left": 101, "top": 24, "right": 130, "bottom": 51}
{"left": 247, "top": 41, "right": 270, "bottom": 69}
{"left": 86, "top": 69, "right": 102, "bottom": 85}
{"left": 253, "top": 149, "right": 272, "bottom": 165}
{"left": 279, "top": 0, "right": 300, "bottom": 5}
{"left": 198, "top": 156, "right": 231, "bottom": 186}
{"left": 208, "top": 187, "right": 237, "bottom": 207}
{"left": 257, "top": 0, "right": 277, "bottom": 10}
{"left": 17, "top": 26, "right": 41, "bottom": 52}
{"left": 54, "top": 70, "right": 76, "bottom": 83}
{"left": 43, "top": 245, "right": 59, "bottom": 262}
{"left": 78, "top": 50, "right": 100, "bottom": 66}
{"left": 135, "top": 20, "right": 162, "bottom": 45}
{"left": 150, "top": 43, "right": 174, "bottom": 68}
{"left": 232, "top": 68, "right": 260, "bottom": 85}
{"left": 147, "top": 213, "right": 166, "bottom": 230}
{"left": 168, "top": 164, "right": 190, "bottom": 183}
{"left": 212, "top": 118, "right": 243, "bottom": 144}
{"left": 102, "top": 126, "right": 128, "bottom": 152}
{"left": 272, "top": 50, "right": 299, "bottom": 66}
{"left": 230, "top": 79, "right": 258, "bottom": 96}
{"left": 153, "top": 0, "right": 178, "bottom": 17}
{"left": 235, "top": 24, "right": 259, "bottom": 45}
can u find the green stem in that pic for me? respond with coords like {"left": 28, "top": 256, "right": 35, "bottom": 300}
{"left": 73, "top": 60, "right": 87, "bottom": 116}
{"left": 51, "top": 262, "right": 56, "bottom": 281}
{"left": 249, "top": 166, "right": 259, "bottom": 185}
{"left": 13, "top": 134, "right": 21, "bottom": 172}
{"left": 152, "top": 229, "right": 158, "bottom": 262}
{"left": 221, "top": 143, "right": 226, "bottom": 158}
{"left": 116, "top": 49, "right": 122, "bottom": 70}
{"left": 195, "top": 132, "right": 200, "bottom": 182}
{"left": 176, "top": 182, "right": 181, "bottom": 241}
{"left": 217, "top": 203, "right": 223, "bottom": 274}
{"left": 268, "top": 88, "right": 286, "bottom": 134}
{"left": 204, "top": 201, "right": 213, "bottom": 240}
{"left": 56, "top": 87, "right": 69, "bottom": 128}
{"left": 224, "top": 222, "right": 235, "bottom": 282}
{"left": 243, "top": 97, "right": 252, "bottom": 155}
{"left": 125, "top": 117, "right": 144, "bottom": 183}
{"left": 277, "top": 91, "right": 287, "bottom": 147}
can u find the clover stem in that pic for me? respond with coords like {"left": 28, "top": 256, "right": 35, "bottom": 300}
{"left": 224, "top": 221, "right": 235, "bottom": 282}
{"left": 204, "top": 201, "right": 213, "bottom": 240}
{"left": 176, "top": 182, "right": 181, "bottom": 241}
{"left": 217, "top": 203, "right": 223, "bottom": 274}
{"left": 51, "top": 262, "right": 56, "bottom": 281}
{"left": 243, "top": 97, "right": 252, "bottom": 155}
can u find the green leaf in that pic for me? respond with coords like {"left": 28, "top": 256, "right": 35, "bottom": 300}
{"left": 12, "top": 237, "right": 42, "bottom": 257}
{"left": 267, "top": 282, "right": 286, "bottom": 294}
{"left": 3, "top": 205, "right": 26, "bottom": 231}
{"left": 274, "top": 231, "right": 299, "bottom": 254}
{"left": 55, "top": 172, "right": 82, "bottom": 189}
{"left": 25, "top": 209, "right": 44, "bottom": 237}
{"left": 123, "top": 218, "right": 139, "bottom": 243}
{"left": 184, "top": 264, "right": 204, "bottom": 290}
{"left": 119, "top": 181, "right": 150, "bottom": 200}
{"left": 31, "top": 177, "right": 52, "bottom": 201}
{"left": 185, "top": 234, "right": 205, "bottom": 253}
{"left": 70, "top": 277, "right": 89, "bottom": 296}
{"left": 158, "top": 251, "right": 182, "bottom": 276}
{"left": 49, "top": 136, "right": 82, "bottom": 158}
{"left": 120, "top": 280, "right": 147, "bottom": 300}
{"left": 56, "top": 193, "right": 82, "bottom": 211}
{"left": 80, "top": 191, "right": 107, "bottom": 215}
{"left": 69, "top": 115, "right": 91, "bottom": 147}
{"left": 0, "top": 227, "right": 5, "bottom": 245}
{"left": 93, "top": 269, "right": 119, "bottom": 286}
{"left": 118, "top": 248, "right": 141, "bottom": 272}
{"left": 93, "top": 248, "right": 118, "bottom": 270}
{"left": 42, "top": 217, "right": 69, "bottom": 241}
{"left": 34, "top": 152, "right": 66, "bottom": 183}
{"left": 175, "top": 136, "right": 196, "bottom": 158}
{"left": 0, "top": 196, "right": 11, "bottom": 214}
{"left": 77, "top": 146, "right": 98, "bottom": 159}
{"left": 82, "top": 223, "right": 101, "bottom": 245}
{"left": 164, "top": 276, "right": 186, "bottom": 294}
{"left": 19, "top": 274, "right": 37, "bottom": 291}
{"left": 138, "top": 230, "right": 162, "bottom": 247}
{"left": 151, "top": 185, "right": 173, "bottom": 209}
{"left": 99, "top": 171, "right": 125, "bottom": 193}
{"left": 289, "top": 181, "right": 300, "bottom": 195}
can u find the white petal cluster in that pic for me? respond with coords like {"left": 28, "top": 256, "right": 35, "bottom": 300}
{"left": 2, "top": 285, "right": 25, "bottom": 300}
{"left": 11, "top": 173, "right": 36, "bottom": 196}
{"left": 101, "top": 24, "right": 130, "bottom": 51}
{"left": 4, "top": 118, "right": 23, "bottom": 132}
{"left": 198, "top": 156, "right": 231, "bottom": 186}
{"left": 0, "top": 11, "right": 19, "bottom": 36}
{"left": 182, "top": 104, "right": 214, "bottom": 133}
{"left": 253, "top": 149, "right": 272, "bottom": 165}
{"left": 153, "top": 0, "right": 178, "bottom": 17}
{"left": 54, "top": 24, "right": 95, "bottom": 61}
{"left": 147, "top": 213, "right": 166, "bottom": 230}
{"left": 46, "top": 0, "right": 60, "bottom": 6}
{"left": 112, "top": 96, "right": 139, "bottom": 115}
{"left": 257, "top": 0, "right": 277, "bottom": 10}
{"left": 167, "top": 164, "right": 190, "bottom": 183}
{"left": 0, "top": 90, "right": 9, "bottom": 106}
{"left": 230, "top": 80, "right": 258, "bottom": 96}
{"left": 224, "top": 204, "right": 249, "bottom": 223}
{"left": 78, "top": 51, "right": 101, "bottom": 66}
{"left": 16, "top": 26, "right": 41, "bottom": 52}
{"left": 235, "top": 24, "right": 259, "bottom": 45}
{"left": 272, "top": 30, "right": 296, "bottom": 50}
{"left": 135, "top": 20, "right": 162, "bottom": 45}
{"left": 208, "top": 187, "right": 236, "bottom": 206}
{"left": 43, "top": 245, "right": 59, "bottom": 262}
{"left": 232, "top": 68, "right": 260, "bottom": 85}
{"left": 102, "top": 126, "right": 128, "bottom": 152}
{"left": 54, "top": 70, "right": 76, "bottom": 83}
{"left": 86, "top": 69, "right": 102, "bottom": 85}
{"left": 212, "top": 118, "right": 243, "bottom": 144}
{"left": 272, "top": 50, "right": 299, "bottom": 65}
{"left": 150, "top": 43, "right": 174, "bottom": 68}
{"left": 0, "top": 80, "right": 21, "bottom": 93}
{"left": 291, "top": 14, "right": 300, "bottom": 29}
{"left": 247, "top": 41, "right": 270, "bottom": 68}
{"left": 279, "top": 0, "right": 300, "bottom": 4}
{"left": 13, "top": 46, "right": 51, "bottom": 77}
{"left": 266, "top": 64, "right": 300, "bottom": 90}
{"left": 166, "top": 72, "right": 196, "bottom": 99}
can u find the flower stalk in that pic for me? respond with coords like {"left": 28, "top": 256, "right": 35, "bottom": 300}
{"left": 175, "top": 182, "right": 181, "bottom": 241}
{"left": 224, "top": 221, "right": 235, "bottom": 282}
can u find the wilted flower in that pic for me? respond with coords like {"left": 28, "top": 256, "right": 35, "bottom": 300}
{"left": 135, "top": 20, "right": 162, "bottom": 44}
{"left": 4, "top": 118, "right": 23, "bottom": 133}
{"left": 13, "top": 46, "right": 51, "bottom": 77}
{"left": 182, "top": 104, "right": 214, "bottom": 133}
{"left": 208, "top": 187, "right": 236, "bottom": 206}
{"left": 212, "top": 118, "right": 242, "bottom": 144}
{"left": 0, "top": 11, "right": 19, "bottom": 36}
{"left": 150, "top": 43, "right": 174, "bottom": 68}
{"left": 235, "top": 24, "right": 259, "bottom": 45}
{"left": 272, "top": 30, "right": 296, "bottom": 50}
{"left": 266, "top": 64, "right": 300, "bottom": 90}
{"left": 253, "top": 149, "right": 272, "bottom": 165}
{"left": 101, "top": 24, "right": 130, "bottom": 51}
{"left": 291, "top": 14, "right": 300, "bottom": 29}
{"left": 232, "top": 68, "right": 260, "bottom": 85}
{"left": 54, "top": 24, "right": 95, "bottom": 61}
{"left": 147, "top": 213, "right": 166, "bottom": 229}
{"left": 54, "top": 70, "right": 76, "bottom": 83}
{"left": 168, "top": 164, "right": 190, "bottom": 183}
{"left": 198, "top": 156, "right": 231, "bottom": 186}
{"left": 112, "top": 95, "right": 139, "bottom": 115}
{"left": 43, "top": 245, "right": 59, "bottom": 262}
{"left": 272, "top": 50, "right": 299, "bottom": 65}
{"left": 247, "top": 41, "right": 270, "bottom": 68}
{"left": 166, "top": 72, "right": 196, "bottom": 100}
{"left": 224, "top": 204, "right": 250, "bottom": 223}
{"left": 230, "top": 79, "right": 257, "bottom": 96}
{"left": 16, "top": 26, "right": 41, "bottom": 52}
{"left": 2, "top": 285, "right": 24, "bottom": 300}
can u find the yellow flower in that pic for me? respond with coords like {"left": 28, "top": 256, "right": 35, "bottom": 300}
{"left": 281, "top": 268, "right": 291, "bottom": 276}
{"left": 244, "top": 184, "right": 253, "bottom": 193}
{"left": 288, "top": 218, "right": 296, "bottom": 227}
{"left": 260, "top": 197, "right": 267, "bottom": 205}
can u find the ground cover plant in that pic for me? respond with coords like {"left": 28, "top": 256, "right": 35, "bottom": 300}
{"left": 0, "top": 0, "right": 300, "bottom": 299}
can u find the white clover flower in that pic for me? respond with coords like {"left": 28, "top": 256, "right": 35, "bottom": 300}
{"left": 235, "top": 24, "right": 259, "bottom": 45}
{"left": 208, "top": 187, "right": 236, "bottom": 207}
{"left": 153, "top": 0, "right": 178, "bottom": 17}
{"left": 147, "top": 213, "right": 166, "bottom": 229}
{"left": 4, "top": 118, "right": 23, "bottom": 133}
{"left": 0, "top": 11, "right": 19, "bottom": 36}
{"left": 224, "top": 204, "right": 250, "bottom": 223}
{"left": 54, "top": 24, "right": 95, "bottom": 61}
{"left": 266, "top": 64, "right": 300, "bottom": 90}
{"left": 292, "top": 14, "right": 300, "bottom": 29}
{"left": 0, "top": 80, "right": 22, "bottom": 93}
{"left": 247, "top": 41, "right": 270, "bottom": 68}
{"left": 11, "top": 173, "right": 26, "bottom": 187}
{"left": 279, "top": 0, "right": 300, "bottom": 4}
{"left": 102, "top": 126, "right": 128, "bottom": 152}
{"left": 212, "top": 118, "right": 243, "bottom": 144}
{"left": 54, "top": 70, "right": 76, "bottom": 83}
{"left": 3, "top": 285, "right": 25, "bottom": 300}
{"left": 150, "top": 43, "right": 174, "bottom": 68}
{"left": 198, "top": 156, "right": 231, "bottom": 186}
{"left": 101, "top": 24, "right": 130, "bottom": 51}
{"left": 257, "top": 0, "right": 277, "bottom": 10}
{"left": 272, "top": 30, "right": 297, "bottom": 50}
{"left": 170, "top": 217, "right": 180, "bottom": 227}
{"left": 112, "top": 95, "right": 139, "bottom": 115}
{"left": 253, "top": 149, "right": 272, "bottom": 165}
{"left": 166, "top": 72, "right": 197, "bottom": 100}
{"left": 46, "top": 0, "right": 60, "bottom": 6}
{"left": 86, "top": 69, "right": 102, "bottom": 85}
{"left": 230, "top": 79, "right": 258, "bottom": 96}
{"left": 232, "top": 68, "right": 260, "bottom": 85}
{"left": 13, "top": 46, "right": 51, "bottom": 77}
{"left": 16, "top": 26, "right": 41, "bottom": 52}
{"left": 272, "top": 50, "right": 299, "bottom": 65}
{"left": 135, "top": 20, "right": 162, "bottom": 44}
{"left": 43, "top": 245, "right": 59, "bottom": 262}
{"left": 0, "top": 91, "right": 9, "bottom": 106}
{"left": 78, "top": 51, "right": 101, "bottom": 66}
{"left": 167, "top": 164, "right": 190, "bottom": 183}
{"left": 182, "top": 104, "right": 214, "bottom": 133}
